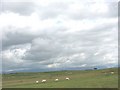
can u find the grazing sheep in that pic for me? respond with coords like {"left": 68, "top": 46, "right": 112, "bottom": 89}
{"left": 36, "top": 81, "right": 39, "bottom": 83}
{"left": 111, "top": 72, "right": 114, "bottom": 74}
{"left": 55, "top": 79, "right": 59, "bottom": 82}
{"left": 66, "top": 77, "right": 70, "bottom": 80}
{"left": 42, "top": 79, "right": 46, "bottom": 83}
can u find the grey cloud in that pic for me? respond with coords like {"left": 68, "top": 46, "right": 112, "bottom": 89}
{"left": 2, "top": 1, "right": 35, "bottom": 15}
{"left": 119, "top": 2, "right": 120, "bottom": 17}
{"left": 1, "top": 1, "right": 118, "bottom": 72}
{"left": 2, "top": 28, "right": 38, "bottom": 50}
{"left": 1, "top": 1, "right": 117, "bottom": 19}
{"left": 2, "top": 23, "right": 117, "bottom": 72}
{"left": 23, "top": 38, "right": 63, "bottom": 61}
{"left": 22, "top": 21, "right": 117, "bottom": 69}
{"left": 107, "top": 3, "right": 118, "bottom": 17}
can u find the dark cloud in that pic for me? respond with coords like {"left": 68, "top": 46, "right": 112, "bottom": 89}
{"left": 2, "top": 28, "right": 37, "bottom": 50}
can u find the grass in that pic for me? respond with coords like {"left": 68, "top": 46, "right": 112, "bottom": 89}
{"left": 2, "top": 68, "right": 118, "bottom": 88}
{"left": 0, "top": 74, "right": 2, "bottom": 89}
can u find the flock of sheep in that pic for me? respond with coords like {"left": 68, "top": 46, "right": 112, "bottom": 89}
{"left": 35, "top": 77, "right": 70, "bottom": 84}
{"left": 103, "top": 71, "right": 115, "bottom": 75}
{"left": 35, "top": 71, "right": 115, "bottom": 84}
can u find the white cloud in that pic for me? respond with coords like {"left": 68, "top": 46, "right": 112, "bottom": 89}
{"left": 90, "top": 2, "right": 109, "bottom": 14}
{"left": 81, "top": 64, "right": 87, "bottom": 67}
{"left": 94, "top": 52, "right": 99, "bottom": 56}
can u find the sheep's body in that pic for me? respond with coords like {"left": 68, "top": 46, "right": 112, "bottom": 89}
{"left": 42, "top": 79, "right": 46, "bottom": 83}
{"left": 111, "top": 72, "right": 114, "bottom": 74}
{"left": 66, "top": 77, "right": 70, "bottom": 80}
{"left": 55, "top": 79, "right": 59, "bottom": 81}
{"left": 36, "top": 81, "right": 39, "bottom": 83}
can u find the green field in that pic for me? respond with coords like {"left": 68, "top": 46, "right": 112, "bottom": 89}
{"left": 2, "top": 68, "right": 118, "bottom": 88}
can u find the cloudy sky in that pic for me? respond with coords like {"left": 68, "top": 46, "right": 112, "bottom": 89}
{"left": 0, "top": 0, "right": 118, "bottom": 73}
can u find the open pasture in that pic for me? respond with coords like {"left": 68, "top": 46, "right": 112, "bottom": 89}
{"left": 2, "top": 68, "right": 118, "bottom": 88}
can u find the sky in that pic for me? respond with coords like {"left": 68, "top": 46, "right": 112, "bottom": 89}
{"left": 0, "top": 0, "right": 118, "bottom": 73}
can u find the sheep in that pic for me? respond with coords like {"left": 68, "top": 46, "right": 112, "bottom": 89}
{"left": 66, "top": 77, "right": 70, "bottom": 80}
{"left": 41, "top": 79, "right": 46, "bottom": 83}
{"left": 111, "top": 72, "right": 114, "bottom": 74}
{"left": 55, "top": 78, "right": 59, "bottom": 82}
{"left": 36, "top": 81, "right": 39, "bottom": 83}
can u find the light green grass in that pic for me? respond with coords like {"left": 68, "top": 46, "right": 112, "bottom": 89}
{"left": 2, "top": 68, "right": 118, "bottom": 88}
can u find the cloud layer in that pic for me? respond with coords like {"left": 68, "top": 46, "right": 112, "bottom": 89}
{"left": 1, "top": 0, "right": 118, "bottom": 72}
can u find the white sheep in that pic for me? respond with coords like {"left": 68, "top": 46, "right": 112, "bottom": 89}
{"left": 36, "top": 81, "right": 39, "bottom": 83}
{"left": 41, "top": 79, "right": 46, "bottom": 83}
{"left": 66, "top": 77, "right": 70, "bottom": 80}
{"left": 55, "top": 78, "right": 59, "bottom": 82}
{"left": 111, "top": 72, "right": 114, "bottom": 74}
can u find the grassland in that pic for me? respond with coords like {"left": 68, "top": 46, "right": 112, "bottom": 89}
{"left": 0, "top": 74, "right": 2, "bottom": 89}
{"left": 2, "top": 68, "right": 118, "bottom": 88}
